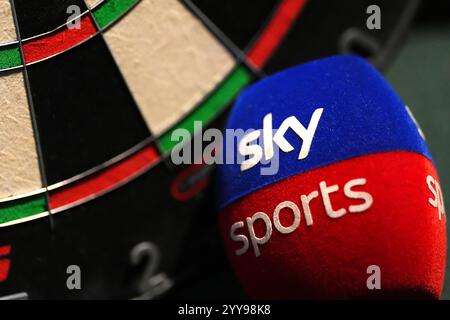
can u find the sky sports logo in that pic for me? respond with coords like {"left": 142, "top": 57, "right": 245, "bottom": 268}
{"left": 238, "top": 108, "right": 323, "bottom": 173}
{"left": 170, "top": 108, "right": 324, "bottom": 176}
{"left": 170, "top": 104, "right": 425, "bottom": 177}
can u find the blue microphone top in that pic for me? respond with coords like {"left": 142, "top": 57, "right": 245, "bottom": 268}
{"left": 216, "top": 55, "right": 430, "bottom": 209}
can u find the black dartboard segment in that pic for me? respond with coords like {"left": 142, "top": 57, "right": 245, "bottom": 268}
{"left": 47, "top": 161, "right": 206, "bottom": 299}
{"left": 12, "top": 0, "right": 88, "bottom": 39}
{"left": 166, "top": 112, "right": 246, "bottom": 299}
{"left": 188, "top": 0, "right": 278, "bottom": 51}
{"left": 26, "top": 35, "right": 151, "bottom": 185}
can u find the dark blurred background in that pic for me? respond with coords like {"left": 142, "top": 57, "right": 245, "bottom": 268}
{"left": 386, "top": 0, "right": 450, "bottom": 299}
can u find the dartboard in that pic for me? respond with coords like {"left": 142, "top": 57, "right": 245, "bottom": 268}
{"left": 0, "top": 0, "right": 418, "bottom": 299}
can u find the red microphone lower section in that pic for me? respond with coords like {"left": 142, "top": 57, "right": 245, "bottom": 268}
{"left": 219, "top": 151, "right": 446, "bottom": 299}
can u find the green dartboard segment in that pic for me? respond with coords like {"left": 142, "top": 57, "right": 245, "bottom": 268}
{"left": 0, "top": 45, "right": 21, "bottom": 70}
{"left": 92, "top": 0, "right": 139, "bottom": 30}
{"left": 0, "top": 194, "right": 47, "bottom": 225}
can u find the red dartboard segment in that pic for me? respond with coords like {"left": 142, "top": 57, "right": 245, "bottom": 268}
{"left": 0, "top": 245, "right": 11, "bottom": 257}
{"left": 170, "top": 164, "right": 211, "bottom": 202}
{"left": 0, "top": 245, "right": 11, "bottom": 283}
{"left": 246, "top": 0, "right": 308, "bottom": 69}
{"left": 49, "top": 145, "right": 160, "bottom": 212}
{"left": 22, "top": 14, "right": 97, "bottom": 64}
{"left": 0, "top": 260, "right": 10, "bottom": 283}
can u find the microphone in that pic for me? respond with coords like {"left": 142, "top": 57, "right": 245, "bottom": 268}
{"left": 216, "top": 55, "right": 446, "bottom": 299}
